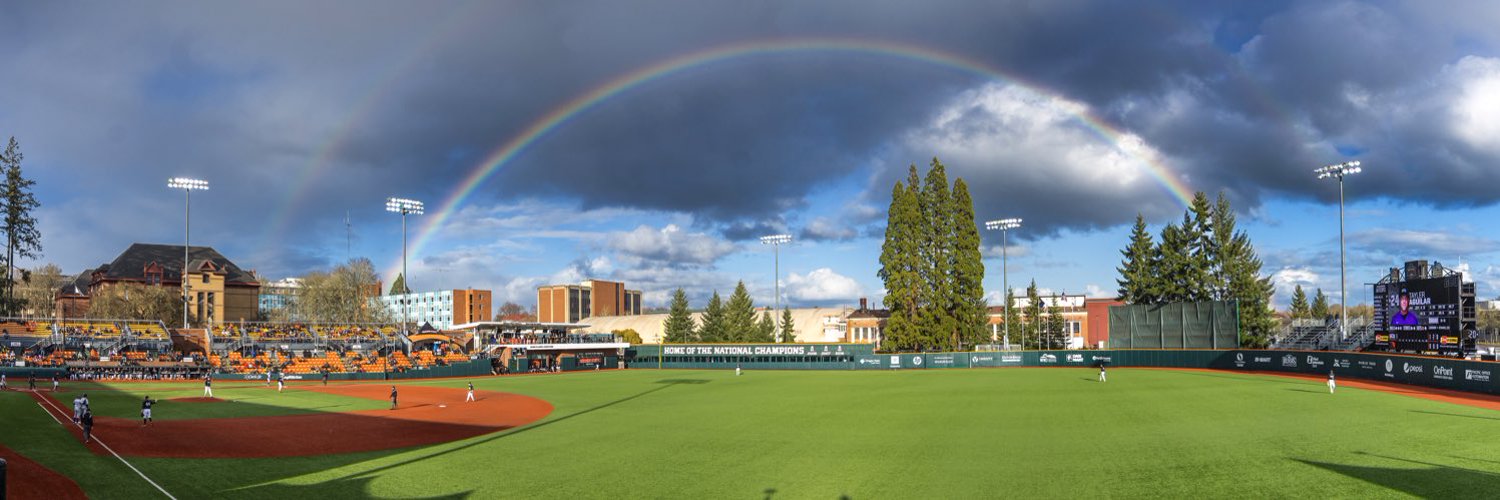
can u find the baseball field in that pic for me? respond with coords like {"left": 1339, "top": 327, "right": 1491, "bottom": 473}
{"left": 3, "top": 368, "right": 1500, "bottom": 499}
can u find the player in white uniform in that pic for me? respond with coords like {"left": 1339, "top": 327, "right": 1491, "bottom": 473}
{"left": 465, "top": 382, "right": 476, "bottom": 402}
{"left": 276, "top": 372, "right": 285, "bottom": 393}
{"left": 1327, "top": 370, "right": 1336, "bottom": 394}
{"left": 1, "top": 372, "right": 7, "bottom": 390}
{"left": 1099, "top": 365, "right": 1107, "bottom": 382}
{"left": 73, "top": 395, "right": 84, "bottom": 423}
{"left": 735, "top": 363, "right": 742, "bottom": 376}
{"left": 203, "top": 375, "right": 214, "bottom": 397}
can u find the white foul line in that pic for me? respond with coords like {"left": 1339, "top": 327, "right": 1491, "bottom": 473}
{"left": 34, "top": 393, "right": 178, "bottom": 500}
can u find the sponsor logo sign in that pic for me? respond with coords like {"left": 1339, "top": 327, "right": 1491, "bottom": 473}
{"left": 930, "top": 355, "right": 955, "bottom": 366}
{"left": 1091, "top": 356, "right": 1112, "bottom": 363}
{"left": 1000, "top": 354, "right": 1023, "bottom": 364}
{"left": 1282, "top": 355, "right": 1298, "bottom": 368}
{"left": 1332, "top": 359, "right": 1351, "bottom": 369}
{"left": 971, "top": 355, "right": 995, "bottom": 364}
{"left": 1066, "top": 354, "right": 1084, "bottom": 363}
{"left": 1040, "top": 354, "right": 1058, "bottom": 363}
{"left": 857, "top": 358, "right": 881, "bottom": 366}
{"left": 1305, "top": 355, "right": 1324, "bottom": 369}
{"left": 664, "top": 345, "right": 837, "bottom": 357}
{"left": 1234, "top": 353, "right": 1246, "bottom": 368}
{"left": 1253, "top": 356, "right": 1272, "bottom": 364}
{"left": 1357, "top": 360, "right": 1379, "bottom": 371}
{"left": 1465, "top": 369, "right": 1491, "bottom": 382}
{"left": 912, "top": 356, "right": 924, "bottom": 366}
{"left": 1434, "top": 365, "right": 1454, "bottom": 381}
{"left": 1402, "top": 362, "right": 1424, "bottom": 374}
{"left": 889, "top": 355, "right": 901, "bottom": 367}
{"left": 1385, "top": 359, "right": 1394, "bottom": 372}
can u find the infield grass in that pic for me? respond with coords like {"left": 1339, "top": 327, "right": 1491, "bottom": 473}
{"left": 5, "top": 368, "right": 1500, "bottom": 498}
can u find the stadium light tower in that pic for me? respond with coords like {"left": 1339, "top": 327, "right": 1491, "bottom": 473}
{"left": 167, "top": 177, "right": 209, "bottom": 329}
{"left": 1315, "top": 161, "right": 1362, "bottom": 340}
{"left": 760, "top": 234, "right": 793, "bottom": 314}
{"left": 984, "top": 218, "right": 1022, "bottom": 350}
{"left": 385, "top": 197, "right": 424, "bottom": 336}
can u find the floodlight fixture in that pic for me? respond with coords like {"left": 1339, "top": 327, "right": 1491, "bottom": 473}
{"left": 167, "top": 177, "right": 210, "bottom": 328}
{"left": 984, "top": 217, "right": 1023, "bottom": 350}
{"left": 761, "top": 234, "right": 793, "bottom": 331}
{"left": 385, "top": 197, "right": 424, "bottom": 215}
{"left": 1315, "top": 160, "right": 1364, "bottom": 341}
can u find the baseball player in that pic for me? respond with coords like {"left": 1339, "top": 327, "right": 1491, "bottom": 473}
{"left": 466, "top": 382, "right": 475, "bottom": 402}
{"left": 29, "top": 372, "right": 36, "bottom": 391}
{"left": 203, "top": 375, "right": 214, "bottom": 397}
{"left": 1, "top": 372, "right": 7, "bottom": 390}
{"left": 52, "top": 375, "right": 59, "bottom": 392}
{"left": 277, "top": 372, "right": 285, "bottom": 393}
{"left": 390, "top": 385, "right": 398, "bottom": 410}
{"left": 73, "top": 395, "right": 84, "bottom": 423}
{"left": 265, "top": 370, "right": 272, "bottom": 387}
{"left": 1099, "top": 364, "right": 1107, "bottom": 383}
{"left": 1328, "top": 370, "right": 1336, "bottom": 394}
{"left": 141, "top": 395, "right": 156, "bottom": 426}
{"left": 322, "top": 370, "right": 329, "bottom": 386}
{"left": 735, "top": 363, "right": 742, "bottom": 377}
{"left": 80, "top": 409, "right": 95, "bottom": 444}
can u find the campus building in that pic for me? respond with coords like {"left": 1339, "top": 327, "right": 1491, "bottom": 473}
{"left": 845, "top": 298, "right": 888, "bottom": 344}
{"left": 57, "top": 243, "right": 261, "bottom": 325}
{"left": 382, "top": 288, "right": 492, "bottom": 330}
{"left": 536, "top": 279, "right": 642, "bottom": 323}
{"left": 987, "top": 295, "right": 1125, "bottom": 349}
{"left": 258, "top": 277, "right": 302, "bottom": 318}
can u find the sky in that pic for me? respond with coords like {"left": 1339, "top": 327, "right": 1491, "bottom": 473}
{"left": 5, "top": 0, "right": 1500, "bottom": 312}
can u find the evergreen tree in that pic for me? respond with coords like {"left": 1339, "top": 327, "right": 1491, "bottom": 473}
{"left": 1185, "top": 192, "right": 1215, "bottom": 302}
{"left": 0, "top": 137, "right": 42, "bottom": 316}
{"left": 1206, "top": 196, "right": 1278, "bottom": 345}
{"left": 950, "top": 178, "right": 988, "bottom": 350}
{"left": 1045, "top": 303, "right": 1067, "bottom": 349}
{"left": 1310, "top": 288, "right": 1330, "bottom": 319}
{"left": 725, "top": 281, "right": 757, "bottom": 342}
{"left": 1289, "top": 285, "right": 1310, "bottom": 319}
{"left": 698, "top": 291, "right": 727, "bottom": 343}
{"left": 757, "top": 311, "right": 777, "bottom": 342}
{"left": 388, "top": 273, "right": 407, "bottom": 295}
{"left": 1023, "top": 280, "right": 1042, "bottom": 350}
{"left": 779, "top": 308, "right": 796, "bottom": 343}
{"left": 1155, "top": 221, "right": 1192, "bottom": 302}
{"left": 1002, "top": 288, "right": 1020, "bottom": 347}
{"left": 1207, "top": 192, "right": 1236, "bottom": 300}
{"left": 878, "top": 170, "right": 923, "bottom": 352}
{"left": 920, "top": 159, "right": 956, "bottom": 351}
{"left": 1117, "top": 214, "right": 1158, "bottom": 304}
{"left": 662, "top": 288, "right": 696, "bottom": 343}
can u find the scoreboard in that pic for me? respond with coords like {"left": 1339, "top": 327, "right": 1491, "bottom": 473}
{"left": 1373, "top": 275, "right": 1466, "bottom": 355}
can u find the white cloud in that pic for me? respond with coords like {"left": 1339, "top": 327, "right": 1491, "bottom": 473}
{"left": 609, "top": 224, "right": 738, "bottom": 267}
{"left": 1448, "top": 56, "right": 1500, "bottom": 154}
{"left": 799, "top": 217, "right": 858, "bottom": 241}
{"left": 1084, "top": 284, "right": 1112, "bottom": 298}
{"left": 1271, "top": 267, "right": 1321, "bottom": 306}
{"left": 1348, "top": 229, "right": 1500, "bottom": 256}
{"left": 784, "top": 268, "right": 863, "bottom": 304}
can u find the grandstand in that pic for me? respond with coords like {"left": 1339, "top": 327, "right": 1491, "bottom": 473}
{"left": 1272, "top": 316, "right": 1374, "bottom": 351}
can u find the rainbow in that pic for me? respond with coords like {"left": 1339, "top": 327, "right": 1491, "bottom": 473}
{"left": 390, "top": 38, "right": 1197, "bottom": 279}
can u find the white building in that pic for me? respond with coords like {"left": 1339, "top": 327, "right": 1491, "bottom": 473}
{"left": 380, "top": 289, "right": 493, "bottom": 330}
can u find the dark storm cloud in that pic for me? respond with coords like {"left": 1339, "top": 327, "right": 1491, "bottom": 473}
{"left": 5, "top": 0, "right": 1500, "bottom": 278}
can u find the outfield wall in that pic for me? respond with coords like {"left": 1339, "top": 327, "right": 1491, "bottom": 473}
{"left": 629, "top": 344, "right": 1500, "bottom": 395}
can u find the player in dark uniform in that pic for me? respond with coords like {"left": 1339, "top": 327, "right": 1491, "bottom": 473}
{"left": 141, "top": 395, "right": 156, "bottom": 426}
{"left": 28, "top": 371, "right": 36, "bottom": 391}
{"left": 81, "top": 409, "right": 95, "bottom": 444}
{"left": 389, "top": 385, "right": 398, "bottom": 410}
{"left": 203, "top": 374, "right": 213, "bottom": 397}
{"left": 322, "top": 369, "right": 329, "bottom": 386}
{"left": 466, "top": 382, "right": 475, "bottom": 402}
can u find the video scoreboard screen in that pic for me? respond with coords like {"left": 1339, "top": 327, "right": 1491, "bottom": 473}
{"left": 1373, "top": 275, "right": 1463, "bottom": 355}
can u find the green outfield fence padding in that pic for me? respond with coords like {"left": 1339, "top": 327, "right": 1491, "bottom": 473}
{"left": 0, "top": 366, "right": 69, "bottom": 379}
{"left": 1108, "top": 301, "right": 1239, "bottom": 349}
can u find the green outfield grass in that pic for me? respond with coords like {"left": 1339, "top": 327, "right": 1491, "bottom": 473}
{"left": 4, "top": 368, "right": 1500, "bottom": 499}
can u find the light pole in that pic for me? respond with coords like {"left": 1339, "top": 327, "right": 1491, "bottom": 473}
{"left": 167, "top": 177, "right": 209, "bottom": 329}
{"left": 385, "top": 197, "right": 424, "bottom": 337}
{"left": 760, "top": 234, "right": 792, "bottom": 315}
{"left": 1315, "top": 161, "right": 1361, "bottom": 340}
{"left": 984, "top": 218, "right": 1022, "bottom": 350}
